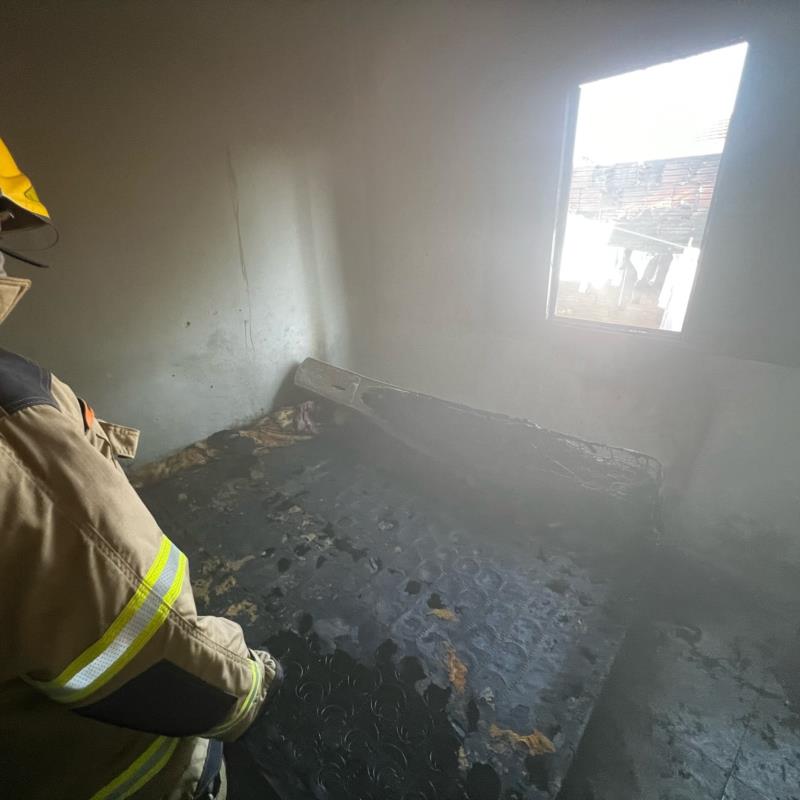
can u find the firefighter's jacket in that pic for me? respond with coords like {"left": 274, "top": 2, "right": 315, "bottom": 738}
{"left": 0, "top": 347, "right": 277, "bottom": 799}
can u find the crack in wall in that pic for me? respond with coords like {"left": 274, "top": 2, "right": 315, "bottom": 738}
{"left": 226, "top": 147, "right": 256, "bottom": 353}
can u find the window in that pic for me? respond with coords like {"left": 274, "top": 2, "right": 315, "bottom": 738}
{"left": 549, "top": 43, "right": 748, "bottom": 333}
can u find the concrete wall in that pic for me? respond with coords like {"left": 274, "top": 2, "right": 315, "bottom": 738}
{"left": 1, "top": 0, "right": 358, "bottom": 461}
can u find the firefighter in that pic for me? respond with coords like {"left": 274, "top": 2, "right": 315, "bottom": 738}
{"left": 0, "top": 137, "right": 280, "bottom": 799}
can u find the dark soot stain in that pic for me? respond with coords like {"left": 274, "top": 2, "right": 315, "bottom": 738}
{"left": 427, "top": 593, "right": 445, "bottom": 609}
{"left": 333, "top": 536, "right": 368, "bottom": 562}
{"left": 466, "top": 763, "right": 501, "bottom": 800}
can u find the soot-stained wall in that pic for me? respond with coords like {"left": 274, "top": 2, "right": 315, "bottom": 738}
{"left": 0, "top": 1, "right": 358, "bottom": 461}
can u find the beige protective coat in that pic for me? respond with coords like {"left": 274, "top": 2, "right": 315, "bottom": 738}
{"left": 0, "top": 283, "right": 275, "bottom": 799}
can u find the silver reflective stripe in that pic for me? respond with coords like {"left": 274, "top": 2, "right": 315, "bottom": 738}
{"left": 90, "top": 736, "right": 179, "bottom": 800}
{"left": 28, "top": 535, "right": 187, "bottom": 705}
{"left": 61, "top": 545, "right": 181, "bottom": 694}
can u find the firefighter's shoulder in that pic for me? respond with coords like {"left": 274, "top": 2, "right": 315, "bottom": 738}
{"left": 0, "top": 347, "right": 56, "bottom": 416}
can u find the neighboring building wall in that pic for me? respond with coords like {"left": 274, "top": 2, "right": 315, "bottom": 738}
{"left": 569, "top": 154, "right": 722, "bottom": 247}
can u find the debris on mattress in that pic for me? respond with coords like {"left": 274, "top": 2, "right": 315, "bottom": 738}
{"left": 131, "top": 401, "right": 319, "bottom": 486}
{"left": 446, "top": 645, "right": 469, "bottom": 694}
{"left": 489, "top": 723, "right": 557, "bottom": 756}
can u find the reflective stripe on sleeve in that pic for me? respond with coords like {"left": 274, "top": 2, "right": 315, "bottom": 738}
{"left": 205, "top": 655, "right": 263, "bottom": 738}
{"left": 89, "top": 736, "right": 179, "bottom": 800}
{"left": 29, "top": 535, "right": 187, "bottom": 704}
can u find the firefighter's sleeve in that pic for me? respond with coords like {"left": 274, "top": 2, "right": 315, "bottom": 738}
{"left": 0, "top": 400, "right": 277, "bottom": 741}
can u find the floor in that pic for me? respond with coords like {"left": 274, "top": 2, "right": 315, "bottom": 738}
{"left": 560, "top": 543, "right": 800, "bottom": 800}
{"left": 136, "top": 413, "right": 800, "bottom": 800}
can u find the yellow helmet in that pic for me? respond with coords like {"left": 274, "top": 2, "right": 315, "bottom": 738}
{"left": 0, "top": 138, "right": 50, "bottom": 232}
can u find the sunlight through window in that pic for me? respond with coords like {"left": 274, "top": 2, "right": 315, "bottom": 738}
{"left": 550, "top": 42, "right": 748, "bottom": 332}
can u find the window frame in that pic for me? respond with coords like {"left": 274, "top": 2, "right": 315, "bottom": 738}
{"left": 545, "top": 42, "right": 749, "bottom": 338}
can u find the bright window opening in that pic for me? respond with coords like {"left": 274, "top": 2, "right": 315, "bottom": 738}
{"left": 549, "top": 42, "right": 748, "bottom": 332}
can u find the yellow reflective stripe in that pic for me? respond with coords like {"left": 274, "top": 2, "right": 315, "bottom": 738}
{"left": 90, "top": 736, "right": 179, "bottom": 800}
{"left": 206, "top": 658, "right": 259, "bottom": 737}
{"left": 66, "top": 552, "right": 187, "bottom": 704}
{"left": 207, "top": 657, "right": 262, "bottom": 737}
{"left": 29, "top": 537, "right": 187, "bottom": 705}
{"left": 55, "top": 537, "right": 171, "bottom": 688}
{"left": 118, "top": 738, "right": 179, "bottom": 800}
{"left": 234, "top": 658, "right": 262, "bottom": 720}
